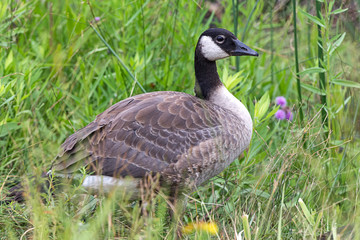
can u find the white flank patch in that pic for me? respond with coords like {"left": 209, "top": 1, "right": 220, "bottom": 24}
{"left": 199, "top": 36, "right": 229, "bottom": 61}
{"left": 82, "top": 175, "right": 140, "bottom": 194}
{"left": 209, "top": 85, "right": 253, "bottom": 131}
{"left": 47, "top": 171, "right": 140, "bottom": 196}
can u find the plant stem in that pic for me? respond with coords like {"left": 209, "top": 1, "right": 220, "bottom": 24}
{"left": 292, "top": 0, "right": 304, "bottom": 125}
{"left": 316, "top": 0, "right": 328, "bottom": 128}
{"left": 270, "top": 1, "right": 274, "bottom": 84}
{"left": 307, "top": 0, "right": 311, "bottom": 58}
{"left": 232, "top": 0, "right": 239, "bottom": 71}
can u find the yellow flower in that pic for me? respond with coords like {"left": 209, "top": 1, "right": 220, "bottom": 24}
{"left": 182, "top": 221, "right": 219, "bottom": 235}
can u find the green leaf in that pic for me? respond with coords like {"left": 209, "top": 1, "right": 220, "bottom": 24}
{"left": 299, "top": 67, "right": 326, "bottom": 75}
{"left": 329, "top": 32, "right": 346, "bottom": 55}
{"left": 5, "top": 50, "right": 13, "bottom": 70}
{"left": 241, "top": 214, "right": 251, "bottom": 240}
{"left": 254, "top": 92, "right": 270, "bottom": 124}
{"left": 335, "top": 96, "right": 351, "bottom": 114}
{"left": 331, "top": 79, "right": 360, "bottom": 88}
{"left": 241, "top": 188, "right": 270, "bottom": 199}
{"left": 298, "top": 198, "right": 315, "bottom": 226}
{"left": 329, "top": 0, "right": 335, "bottom": 13}
{"left": 301, "top": 83, "right": 326, "bottom": 95}
{"left": 262, "top": 106, "right": 280, "bottom": 122}
{"left": 298, "top": 8, "right": 326, "bottom": 28}
{"left": 0, "top": 122, "right": 21, "bottom": 138}
{"left": 331, "top": 8, "right": 348, "bottom": 15}
{"left": 0, "top": 95, "right": 15, "bottom": 107}
{"left": 222, "top": 68, "right": 245, "bottom": 90}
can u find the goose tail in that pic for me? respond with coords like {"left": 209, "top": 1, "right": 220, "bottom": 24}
{"left": 1, "top": 173, "right": 50, "bottom": 204}
{"left": 5, "top": 182, "right": 26, "bottom": 203}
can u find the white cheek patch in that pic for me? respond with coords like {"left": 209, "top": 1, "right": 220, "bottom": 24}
{"left": 199, "top": 36, "right": 229, "bottom": 61}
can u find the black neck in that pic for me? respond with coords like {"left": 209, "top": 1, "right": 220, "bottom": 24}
{"left": 194, "top": 47, "right": 222, "bottom": 100}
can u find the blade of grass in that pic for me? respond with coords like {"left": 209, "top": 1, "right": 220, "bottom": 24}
{"left": 240, "top": 0, "right": 260, "bottom": 43}
{"left": 327, "top": 95, "right": 360, "bottom": 202}
{"left": 270, "top": 1, "right": 274, "bottom": 84}
{"left": 90, "top": 24, "right": 146, "bottom": 93}
{"left": 306, "top": 0, "right": 311, "bottom": 58}
{"left": 232, "top": 0, "right": 239, "bottom": 71}
{"left": 292, "top": 0, "right": 304, "bottom": 126}
{"left": 242, "top": 213, "right": 251, "bottom": 240}
{"left": 235, "top": 0, "right": 260, "bottom": 71}
{"left": 277, "top": 184, "right": 285, "bottom": 240}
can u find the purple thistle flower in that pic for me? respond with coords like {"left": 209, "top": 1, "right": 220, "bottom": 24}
{"left": 275, "top": 96, "right": 287, "bottom": 108}
{"left": 95, "top": 17, "right": 101, "bottom": 22}
{"left": 285, "top": 111, "right": 293, "bottom": 121}
{"left": 275, "top": 109, "right": 286, "bottom": 120}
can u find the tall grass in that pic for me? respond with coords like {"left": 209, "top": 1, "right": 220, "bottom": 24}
{"left": 316, "top": 0, "right": 328, "bottom": 133}
{"left": 0, "top": 0, "right": 359, "bottom": 239}
{"left": 292, "top": 0, "right": 305, "bottom": 125}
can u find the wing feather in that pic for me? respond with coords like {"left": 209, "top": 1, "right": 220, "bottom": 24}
{"left": 51, "top": 92, "right": 234, "bottom": 185}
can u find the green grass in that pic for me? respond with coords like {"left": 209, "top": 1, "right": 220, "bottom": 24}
{"left": 1, "top": 0, "right": 360, "bottom": 239}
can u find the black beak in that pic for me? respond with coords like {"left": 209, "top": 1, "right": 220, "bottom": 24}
{"left": 231, "top": 39, "right": 258, "bottom": 57}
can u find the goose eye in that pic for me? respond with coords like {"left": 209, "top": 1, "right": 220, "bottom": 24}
{"left": 215, "top": 35, "right": 225, "bottom": 44}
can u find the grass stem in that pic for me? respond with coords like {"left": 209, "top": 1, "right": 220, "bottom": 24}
{"left": 292, "top": 0, "right": 305, "bottom": 125}
{"left": 270, "top": 1, "right": 274, "bottom": 84}
{"left": 232, "top": 0, "right": 239, "bottom": 71}
{"left": 316, "top": 0, "right": 328, "bottom": 128}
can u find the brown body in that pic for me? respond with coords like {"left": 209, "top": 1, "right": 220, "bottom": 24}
{"left": 52, "top": 91, "right": 252, "bottom": 191}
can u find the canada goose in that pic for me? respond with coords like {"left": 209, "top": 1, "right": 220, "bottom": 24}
{"left": 8, "top": 28, "right": 258, "bottom": 203}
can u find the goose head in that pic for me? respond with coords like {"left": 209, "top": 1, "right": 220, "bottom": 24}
{"left": 194, "top": 28, "right": 258, "bottom": 100}
{"left": 197, "top": 28, "right": 258, "bottom": 61}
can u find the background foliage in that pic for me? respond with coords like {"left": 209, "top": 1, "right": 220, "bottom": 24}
{"left": 0, "top": 0, "right": 359, "bottom": 239}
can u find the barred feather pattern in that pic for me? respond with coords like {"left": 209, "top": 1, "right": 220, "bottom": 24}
{"left": 51, "top": 91, "right": 252, "bottom": 191}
